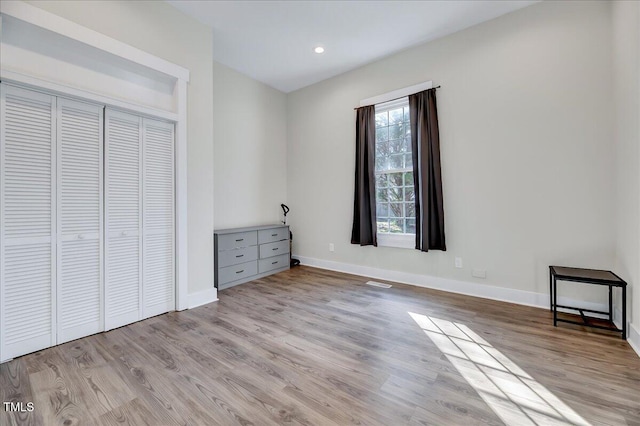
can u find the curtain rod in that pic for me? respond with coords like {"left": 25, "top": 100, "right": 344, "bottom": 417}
{"left": 354, "top": 86, "right": 441, "bottom": 110}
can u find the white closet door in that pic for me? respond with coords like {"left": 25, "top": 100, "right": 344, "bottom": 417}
{"left": 56, "top": 98, "right": 104, "bottom": 344}
{"left": 142, "top": 118, "right": 174, "bottom": 318}
{"left": 0, "top": 85, "right": 56, "bottom": 362}
{"left": 105, "top": 110, "right": 142, "bottom": 330}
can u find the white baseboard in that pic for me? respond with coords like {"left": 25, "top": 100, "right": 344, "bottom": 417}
{"left": 298, "top": 256, "right": 640, "bottom": 358}
{"left": 629, "top": 324, "right": 640, "bottom": 358}
{"left": 188, "top": 287, "right": 218, "bottom": 309}
{"left": 295, "top": 255, "right": 633, "bottom": 329}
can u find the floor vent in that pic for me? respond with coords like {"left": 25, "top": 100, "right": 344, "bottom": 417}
{"left": 365, "top": 281, "right": 392, "bottom": 288}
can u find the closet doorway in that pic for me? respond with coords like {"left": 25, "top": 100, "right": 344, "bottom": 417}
{"left": 0, "top": 83, "right": 175, "bottom": 361}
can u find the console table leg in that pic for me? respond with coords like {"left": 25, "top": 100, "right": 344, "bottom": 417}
{"left": 549, "top": 269, "right": 553, "bottom": 312}
{"left": 622, "top": 286, "right": 627, "bottom": 340}
{"left": 609, "top": 285, "right": 613, "bottom": 322}
{"left": 553, "top": 277, "right": 557, "bottom": 327}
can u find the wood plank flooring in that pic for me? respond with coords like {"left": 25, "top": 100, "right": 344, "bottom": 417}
{"left": 2, "top": 266, "right": 639, "bottom": 425}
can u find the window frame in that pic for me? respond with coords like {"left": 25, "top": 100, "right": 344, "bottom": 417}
{"left": 360, "top": 81, "right": 432, "bottom": 250}
{"left": 374, "top": 97, "right": 415, "bottom": 249}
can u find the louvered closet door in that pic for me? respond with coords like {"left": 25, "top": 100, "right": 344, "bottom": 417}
{"left": 56, "top": 98, "right": 104, "bottom": 344}
{"left": 142, "top": 118, "right": 174, "bottom": 318}
{"left": 0, "top": 85, "right": 56, "bottom": 362}
{"left": 105, "top": 110, "right": 142, "bottom": 330}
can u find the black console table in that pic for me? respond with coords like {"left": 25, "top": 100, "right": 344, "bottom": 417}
{"left": 549, "top": 266, "right": 626, "bottom": 340}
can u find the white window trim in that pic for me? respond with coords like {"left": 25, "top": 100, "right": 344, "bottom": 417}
{"left": 0, "top": 1, "right": 191, "bottom": 310}
{"left": 360, "top": 80, "right": 432, "bottom": 107}
{"left": 377, "top": 233, "right": 415, "bottom": 249}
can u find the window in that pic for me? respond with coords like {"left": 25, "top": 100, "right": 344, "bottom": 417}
{"left": 375, "top": 98, "right": 415, "bottom": 248}
{"left": 354, "top": 81, "right": 441, "bottom": 250}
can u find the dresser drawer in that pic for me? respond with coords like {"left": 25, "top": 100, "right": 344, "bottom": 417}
{"left": 258, "top": 227, "right": 289, "bottom": 244}
{"left": 217, "top": 245, "right": 258, "bottom": 268}
{"left": 260, "top": 239, "right": 289, "bottom": 259}
{"left": 258, "top": 254, "right": 289, "bottom": 274}
{"left": 217, "top": 231, "right": 257, "bottom": 251}
{"left": 218, "top": 261, "right": 258, "bottom": 285}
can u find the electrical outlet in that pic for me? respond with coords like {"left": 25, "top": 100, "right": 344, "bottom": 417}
{"left": 329, "top": 243, "right": 335, "bottom": 252}
{"left": 472, "top": 269, "right": 486, "bottom": 279}
{"left": 455, "top": 257, "right": 462, "bottom": 268}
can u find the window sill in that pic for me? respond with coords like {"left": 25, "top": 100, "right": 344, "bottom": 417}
{"left": 377, "top": 233, "right": 415, "bottom": 249}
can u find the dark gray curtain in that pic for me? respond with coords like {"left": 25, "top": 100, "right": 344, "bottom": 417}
{"left": 409, "top": 89, "right": 446, "bottom": 251}
{"left": 351, "top": 105, "right": 377, "bottom": 246}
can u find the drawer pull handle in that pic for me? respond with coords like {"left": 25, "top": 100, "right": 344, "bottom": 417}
{"left": 271, "top": 233, "right": 278, "bottom": 236}
{"left": 272, "top": 261, "right": 278, "bottom": 265}
{"left": 236, "top": 270, "right": 244, "bottom": 274}
{"left": 272, "top": 248, "right": 279, "bottom": 251}
{"left": 236, "top": 238, "right": 244, "bottom": 242}
{"left": 236, "top": 254, "right": 244, "bottom": 258}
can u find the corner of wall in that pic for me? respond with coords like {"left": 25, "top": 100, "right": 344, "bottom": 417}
{"left": 629, "top": 323, "right": 640, "bottom": 358}
{"left": 612, "top": 0, "right": 640, "bottom": 336}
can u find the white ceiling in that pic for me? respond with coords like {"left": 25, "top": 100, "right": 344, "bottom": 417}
{"left": 167, "top": 1, "right": 538, "bottom": 93}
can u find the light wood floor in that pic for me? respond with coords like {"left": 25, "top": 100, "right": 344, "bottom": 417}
{"left": 2, "top": 266, "right": 639, "bottom": 425}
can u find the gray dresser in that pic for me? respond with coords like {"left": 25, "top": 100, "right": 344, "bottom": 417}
{"left": 214, "top": 224, "right": 290, "bottom": 290}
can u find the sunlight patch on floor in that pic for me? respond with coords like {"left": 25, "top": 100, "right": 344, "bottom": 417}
{"left": 408, "top": 312, "right": 591, "bottom": 426}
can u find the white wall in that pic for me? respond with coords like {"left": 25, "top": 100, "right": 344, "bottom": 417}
{"left": 23, "top": 1, "right": 631, "bottom": 322}
{"left": 613, "top": 0, "right": 640, "bottom": 341}
{"left": 287, "top": 1, "right": 616, "bottom": 303}
{"left": 213, "top": 61, "right": 287, "bottom": 229}
{"left": 26, "top": 0, "right": 215, "bottom": 294}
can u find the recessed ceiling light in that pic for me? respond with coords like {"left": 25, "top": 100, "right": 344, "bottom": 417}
{"left": 314, "top": 46, "right": 325, "bottom": 54}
